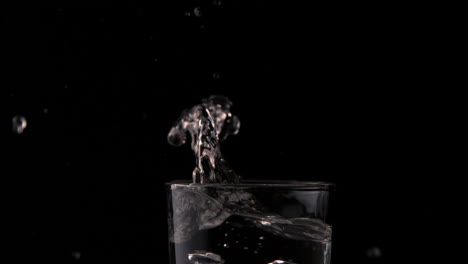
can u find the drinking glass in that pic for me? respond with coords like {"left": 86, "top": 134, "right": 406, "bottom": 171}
{"left": 166, "top": 180, "right": 334, "bottom": 264}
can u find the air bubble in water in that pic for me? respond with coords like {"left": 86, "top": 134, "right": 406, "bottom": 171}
{"left": 12, "top": 115, "right": 27, "bottom": 134}
{"left": 194, "top": 7, "right": 202, "bottom": 17}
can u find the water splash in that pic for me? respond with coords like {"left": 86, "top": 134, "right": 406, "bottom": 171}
{"left": 168, "top": 95, "right": 240, "bottom": 183}
{"left": 12, "top": 115, "right": 27, "bottom": 134}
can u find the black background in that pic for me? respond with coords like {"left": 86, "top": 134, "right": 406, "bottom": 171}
{"left": 2, "top": 4, "right": 450, "bottom": 264}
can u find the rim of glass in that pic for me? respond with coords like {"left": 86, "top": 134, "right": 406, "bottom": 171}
{"left": 166, "top": 180, "right": 334, "bottom": 190}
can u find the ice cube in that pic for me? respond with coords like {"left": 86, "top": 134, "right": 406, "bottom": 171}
{"left": 188, "top": 252, "right": 225, "bottom": 264}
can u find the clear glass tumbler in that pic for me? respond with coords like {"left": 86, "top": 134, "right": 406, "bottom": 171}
{"left": 166, "top": 180, "right": 334, "bottom": 264}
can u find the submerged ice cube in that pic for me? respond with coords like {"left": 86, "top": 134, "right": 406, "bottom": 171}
{"left": 169, "top": 184, "right": 258, "bottom": 243}
{"left": 267, "top": 260, "right": 297, "bottom": 264}
{"left": 188, "top": 252, "right": 225, "bottom": 264}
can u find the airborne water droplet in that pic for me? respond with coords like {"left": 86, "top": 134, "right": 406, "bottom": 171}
{"left": 366, "top": 246, "right": 382, "bottom": 258}
{"left": 223, "top": 243, "right": 229, "bottom": 248}
{"left": 194, "top": 7, "right": 202, "bottom": 17}
{"left": 71, "top": 251, "right": 81, "bottom": 260}
{"left": 12, "top": 115, "right": 27, "bottom": 134}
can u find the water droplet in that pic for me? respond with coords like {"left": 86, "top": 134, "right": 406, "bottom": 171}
{"left": 212, "top": 73, "right": 221, "bottom": 79}
{"left": 366, "top": 246, "right": 382, "bottom": 258}
{"left": 253, "top": 250, "right": 258, "bottom": 254}
{"left": 154, "top": 58, "right": 158, "bottom": 62}
{"left": 185, "top": 11, "right": 191, "bottom": 16}
{"left": 167, "top": 126, "right": 187, "bottom": 146}
{"left": 194, "top": 7, "right": 202, "bottom": 17}
{"left": 64, "top": 84, "right": 68, "bottom": 89}
{"left": 235, "top": 240, "right": 239, "bottom": 244}
{"left": 43, "top": 108, "right": 49, "bottom": 114}
{"left": 243, "top": 247, "right": 249, "bottom": 250}
{"left": 71, "top": 251, "right": 81, "bottom": 259}
{"left": 223, "top": 243, "right": 229, "bottom": 248}
{"left": 12, "top": 115, "right": 27, "bottom": 134}
{"left": 259, "top": 236, "right": 265, "bottom": 240}
{"left": 224, "top": 233, "right": 228, "bottom": 236}
{"left": 212, "top": 0, "right": 222, "bottom": 6}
